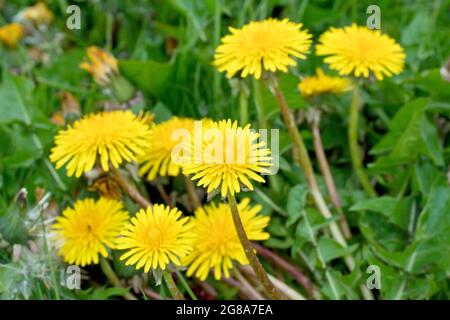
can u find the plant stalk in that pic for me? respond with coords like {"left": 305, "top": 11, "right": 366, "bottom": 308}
{"left": 100, "top": 258, "right": 137, "bottom": 300}
{"left": 348, "top": 86, "right": 377, "bottom": 197}
{"left": 228, "top": 194, "right": 283, "bottom": 299}
{"left": 184, "top": 175, "right": 201, "bottom": 210}
{"left": 253, "top": 242, "right": 316, "bottom": 298}
{"left": 163, "top": 271, "right": 185, "bottom": 300}
{"left": 111, "top": 168, "right": 152, "bottom": 209}
{"left": 269, "top": 74, "right": 347, "bottom": 249}
{"left": 309, "top": 111, "right": 352, "bottom": 239}
{"left": 235, "top": 269, "right": 265, "bottom": 300}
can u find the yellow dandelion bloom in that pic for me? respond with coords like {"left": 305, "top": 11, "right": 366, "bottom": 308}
{"left": 52, "top": 198, "right": 129, "bottom": 266}
{"left": 80, "top": 46, "right": 119, "bottom": 85}
{"left": 117, "top": 204, "right": 194, "bottom": 272}
{"left": 298, "top": 68, "right": 351, "bottom": 98}
{"left": 0, "top": 23, "right": 23, "bottom": 48}
{"left": 50, "top": 110, "right": 151, "bottom": 177}
{"left": 183, "top": 198, "right": 270, "bottom": 280}
{"left": 214, "top": 18, "right": 312, "bottom": 79}
{"left": 182, "top": 119, "right": 272, "bottom": 197}
{"left": 138, "top": 117, "right": 195, "bottom": 180}
{"left": 22, "top": 2, "right": 54, "bottom": 26}
{"left": 316, "top": 24, "right": 405, "bottom": 80}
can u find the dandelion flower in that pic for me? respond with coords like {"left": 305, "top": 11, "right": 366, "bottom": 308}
{"left": 298, "top": 68, "right": 351, "bottom": 98}
{"left": 22, "top": 2, "right": 54, "bottom": 26}
{"left": 214, "top": 18, "right": 312, "bottom": 79}
{"left": 52, "top": 198, "right": 129, "bottom": 266}
{"left": 138, "top": 117, "right": 196, "bottom": 180}
{"left": 316, "top": 24, "right": 405, "bottom": 80}
{"left": 183, "top": 198, "right": 270, "bottom": 280}
{"left": 182, "top": 119, "right": 272, "bottom": 197}
{"left": 50, "top": 110, "right": 151, "bottom": 177}
{"left": 0, "top": 23, "right": 23, "bottom": 48}
{"left": 117, "top": 204, "right": 194, "bottom": 272}
{"left": 80, "top": 46, "right": 119, "bottom": 85}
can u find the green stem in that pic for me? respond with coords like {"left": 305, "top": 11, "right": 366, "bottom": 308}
{"left": 239, "top": 88, "right": 249, "bottom": 126}
{"left": 309, "top": 110, "right": 351, "bottom": 239}
{"left": 106, "top": 12, "right": 113, "bottom": 52}
{"left": 112, "top": 168, "right": 152, "bottom": 209}
{"left": 163, "top": 271, "right": 185, "bottom": 300}
{"left": 348, "top": 86, "right": 377, "bottom": 197}
{"left": 252, "top": 78, "right": 267, "bottom": 128}
{"left": 271, "top": 74, "right": 374, "bottom": 300}
{"left": 253, "top": 78, "right": 282, "bottom": 192}
{"left": 100, "top": 258, "right": 137, "bottom": 300}
{"left": 175, "top": 270, "right": 197, "bottom": 300}
{"left": 228, "top": 194, "right": 283, "bottom": 299}
{"left": 212, "top": 0, "right": 222, "bottom": 117}
{"left": 184, "top": 175, "right": 201, "bottom": 210}
{"left": 270, "top": 74, "right": 347, "bottom": 249}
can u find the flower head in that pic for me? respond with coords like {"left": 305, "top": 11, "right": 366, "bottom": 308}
{"left": 117, "top": 204, "right": 194, "bottom": 272}
{"left": 52, "top": 198, "right": 129, "bottom": 266}
{"left": 22, "top": 2, "right": 54, "bottom": 26}
{"left": 182, "top": 119, "right": 272, "bottom": 197}
{"left": 50, "top": 110, "right": 151, "bottom": 177}
{"left": 298, "top": 68, "right": 351, "bottom": 98}
{"left": 316, "top": 24, "right": 405, "bottom": 80}
{"left": 138, "top": 117, "right": 196, "bottom": 180}
{"left": 80, "top": 46, "right": 119, "bottom": 85}
{"left": 214, "top": 18, "right": 312, "bottom": 79}
{"left": 183, "top": 198, "right": 270, "bottom": 280}
{"left": 0, "top": 23, "right": 23, "bottom": 48}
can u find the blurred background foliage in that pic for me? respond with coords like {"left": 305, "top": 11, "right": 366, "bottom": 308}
{"left": 0, "top": 0, "right": 449, "bottom": 299}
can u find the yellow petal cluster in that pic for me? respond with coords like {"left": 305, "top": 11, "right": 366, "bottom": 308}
{"left": 214, "top": 18, "right": 312, "bottom": 79}
{"left": 117, "top": 204, "right": 195, "bottom": 272}
{"left": 52, "top": 198, "right": 129, "bottom": 266}
{"left": 50, "top": 110, "right": 151, "bottom": 177}
{"left": 80, "top": 46, "right": 119, "bottom": 85}
{"left": 298, "top": 68, "right": 351, "bottom": 98}
{"left": 138, "top": 117, "right": 196, "bottom": 180}
{"left": 22, "top": 2, "right": 54, "bottom": 26}
{"left": 0, "top": 23, "right": 23, "bottom": 48}
{"left": 183, "top": 198, "right": 270, "bottom": 280}
{"left": 316, "top": 24, "right": 405, "bottom": 80}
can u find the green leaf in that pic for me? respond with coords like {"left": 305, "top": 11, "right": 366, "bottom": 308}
{"left": 286, "top": 184, "right": 308, "bottom": 227}
{"left": 415, "top": 185, "right": 450, "bottom": 241}
{"left": 0, "top": 125, "right": 43, "bottom": 168}
{"left": 76, "top": 286, "right": 130, "bottom": 300}
{"left": 0, "top": 264, "right": 22, "bottom": 299}
{"left": 350, "top": 196, "right": 411, "bottom": 230}
{"left": 0, "top": 203, "right": 28, "bottom": 244}
{"left": 316, "top": 237, "right": 358, "bottom": 263}
{"left": 370, "top": 98, "right": 444, "bottom": 169}
{"left": 152, "top": 102, "right": 173, "bottom": 123}
{"left": 0, "top": 72, "right": 33, "bottom": 125}
{"left": 119, "top": 59, "right": 174, "bottom": 98}
{"left": 415, "top": 69, "right": 450, "bottom": 99}
{"left": 35, "top": 49, "right": 86, "bottom": 92}
{"left": 264, "top": 237, "right": 293, "bottom": 250}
